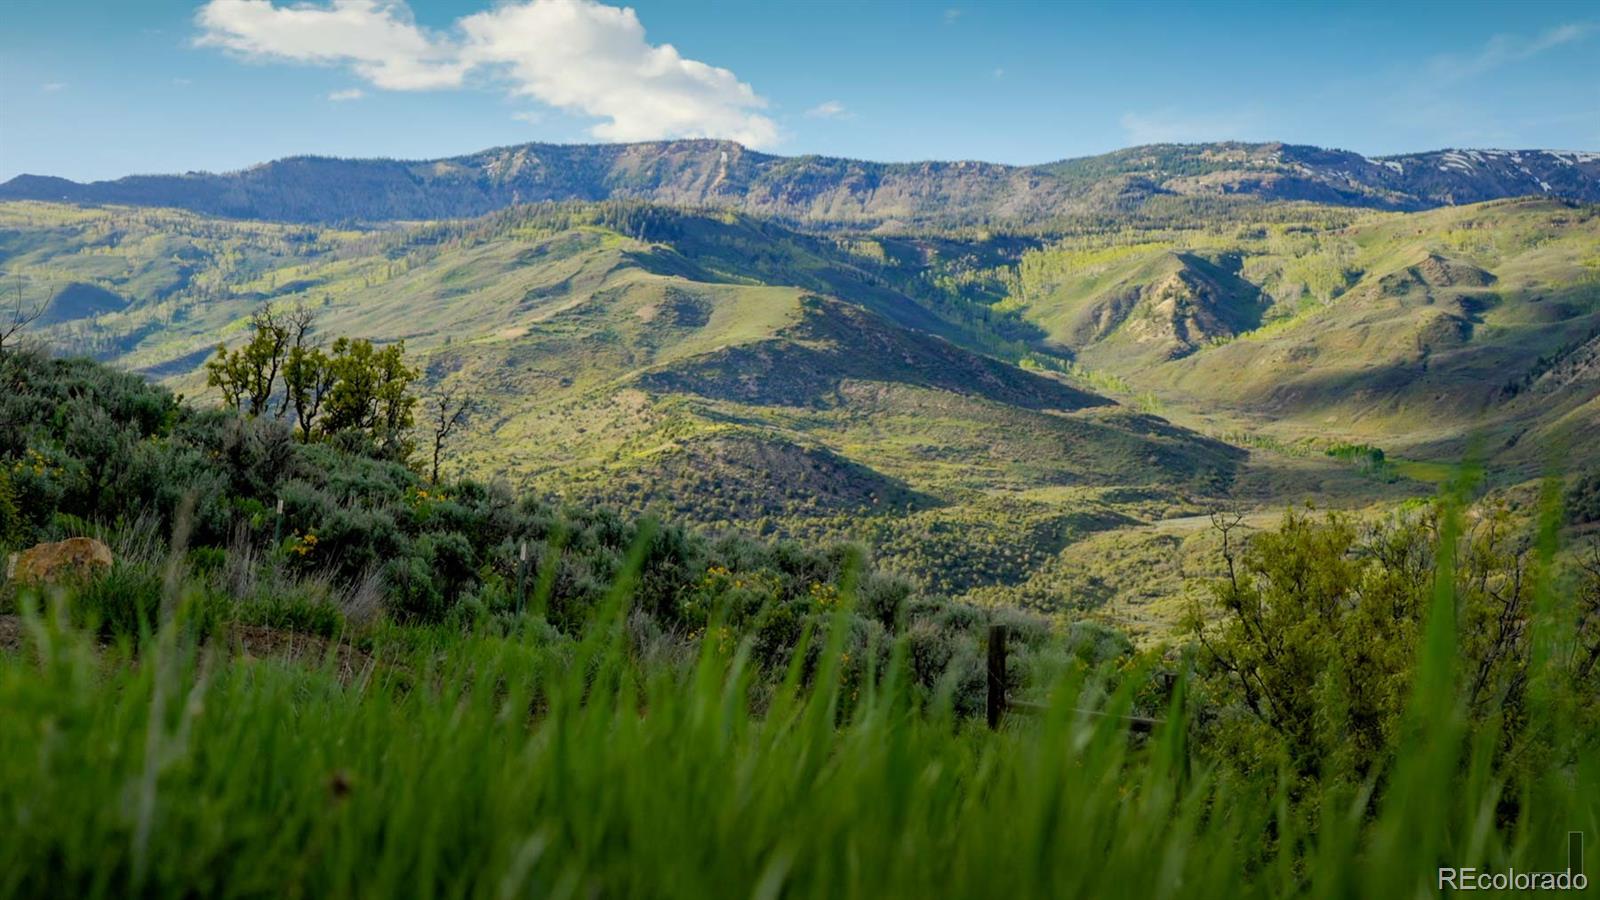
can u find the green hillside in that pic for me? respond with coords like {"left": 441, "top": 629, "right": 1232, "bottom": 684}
{"left": 1007, "top": 198, "right": 1600, "bottom": 469}
{"left": 9, "top": 194, "right": 1600, "bottom": 630}
{"left": 5, "top": 194, "right": 1600, "bottom": 900}
{"left": 0, "top": 200, "right": 1251, "bottom": 603}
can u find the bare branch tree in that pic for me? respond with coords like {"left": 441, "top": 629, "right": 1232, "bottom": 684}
{"left": 0, "top": 274, "right": 48, "bottom": 357}
{"left": 275, "top": 303, "right": 319, "bottom": 419}
{"left": 1209, "top": 505, "right": 1247, "bottom": 593}
{"left": 427, "top": 388, "right": 473, "bottom": 485}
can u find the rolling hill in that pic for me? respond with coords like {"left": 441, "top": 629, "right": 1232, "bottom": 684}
{"left": 3, "top": 140, "right": 1597, "bottom": 228}
{"left": 1008, "top": 198, "right": 1600, "bottom": 469}
{"left": 0, "top": 199, "right": 1246, "bottom": 597}
{"left": 5, "top": 176, "right": 1598, "bottom": 627}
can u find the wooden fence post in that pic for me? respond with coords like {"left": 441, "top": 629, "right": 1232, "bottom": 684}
{"left": 985, "top": 621, "right": 1168, "bottom": 734}
{"left": 987, "top": 623, "right": 1007, "bottom": 729}
{"left": 517, "top": 540, "right": 529, "bottom": 615}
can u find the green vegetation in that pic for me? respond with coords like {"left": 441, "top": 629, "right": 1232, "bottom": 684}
{"left": 5, "top": 191, "right": 1600, "bottom": 637}
{"left": 4, "top": 324, "right": 1600, "bottom": 897}
{"left": 206, "top": 304, "right": 420, "bottom": 456}
{"left": 0, "top": 200, "right": 1250, "bottom": 614}
{"left": 1322, "top": 442, "right": 1395, "bottom": 480}
{"left": 3, "top": 139, "right": 1600, "bottom": 896}
{"left": 3, "top": 465, "right": 1598, "bottom": 896}
{"left": 1007, "top": 199, "right": 1600, "bottom": 476}
{"left": 0, "top": 348, "right": 1055, "bottom": 707}
{"left": 1188, "top": 500, "right": 1600, "bottom": 781}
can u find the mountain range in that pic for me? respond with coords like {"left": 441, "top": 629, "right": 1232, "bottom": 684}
{"left": 4, "top": 140, "right": 1598, "bottom": 227}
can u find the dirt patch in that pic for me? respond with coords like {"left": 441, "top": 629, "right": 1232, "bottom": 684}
{"left": 226, "top": 624, "right": 374, "bottom": 684}
{"left": 0, "top": 616, "right": 21, "bottom": 653}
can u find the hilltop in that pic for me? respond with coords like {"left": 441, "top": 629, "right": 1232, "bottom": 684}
{"left": 3, "top": 140, "right": 1597, "bottom": 228}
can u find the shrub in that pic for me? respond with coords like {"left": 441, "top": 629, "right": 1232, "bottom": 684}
{"left": 1063, "top": 620, "right": 1134, "bottom": 666}
{"left": 385, "top": 552, "right": 444, "bottom": 623}
{"left": 1569, "top": 471, "right": 1600, "bottom": 525}
{"left": 857, "top": 571, "right": 913, "bottom": 631}
{"left": 187, "top": 546, "right": 229, "bottom": 576}
{"left": 239, "top": 593, "right": 344, "bottom": 638}
{"left": 70, "top": 561, "right": 165, "bottom": 638}
{"left": 0, "top": 468, "right": 22, "bottom": 549}
{"left": 0, "top": 350, "right": 1018, "bottom": 695}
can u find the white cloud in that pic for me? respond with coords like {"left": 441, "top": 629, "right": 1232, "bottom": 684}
{"left": 328, "top": 87, "right": 365, "bottom": 101}
{"left": 194, "top": 0, "right": 779, "bottom": 147}
{"left": 511, "top": 110, "right": 544, "bottom": 124}
{"left": 40, "top": 82, "right": 67, "bottom": 92}
{"left": 196, "top": 0, "right": 468, "bottom": 89}
{"left": 1119, "top": 108, "right": 1261, "bottom": 145}
{"left": 455, "top": 0, "right": 775, "bottom": 146}
{"left": 805, "top": 100, "right": 846, "bottom": 119}
{"left": 1427, "top": 23, "right": 1592, "bottom": 82}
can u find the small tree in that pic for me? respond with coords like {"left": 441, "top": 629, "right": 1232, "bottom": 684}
{"left": 425, "top": 388, "right": 473, "bottom": 484}
{"left": 206, "top": 307, "right": 419, "bottom": 458}
{"left": 323, "top": 338, "right": 419, "bottom": 461}
{"left": 1187, "top": 502, "right": 1543, "bottom": 782}
{"left": 274, "top": 304, "right": 319, "bottom": 420}
{"left": 206, "top": 307, "right": 291, "bottom": 417}
{"left": 284, "top": 344, "right": 335, "bottom": 442}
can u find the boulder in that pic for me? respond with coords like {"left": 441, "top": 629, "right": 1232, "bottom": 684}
{"left": 5, "top": 537, "right": 113, "bottom": 587}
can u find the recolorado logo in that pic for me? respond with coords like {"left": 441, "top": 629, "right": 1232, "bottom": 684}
{"left": 1439, "top": 833, "right": 1587, "bottom": 893}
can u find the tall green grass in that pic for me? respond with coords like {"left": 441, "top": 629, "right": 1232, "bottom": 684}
{"left": 1, "top": 521, "right": 1596, "bottom": 899}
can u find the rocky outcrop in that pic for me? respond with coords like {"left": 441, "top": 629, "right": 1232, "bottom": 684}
{"left": 5, "top": 537, "right": 113, "bottom": 588}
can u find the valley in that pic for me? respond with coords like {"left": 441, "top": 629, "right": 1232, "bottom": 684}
{"left": 6, "top": 142, "right": 1597, "bottom": 641}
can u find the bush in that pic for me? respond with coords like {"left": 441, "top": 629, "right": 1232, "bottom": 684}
{"left": 858, "top": 571, "right": 913, "bottom": 631}
{"left": 1569, "top": 471, "right": 1600, "bottom": 525}
{"left": 1186, "top": 503, "right": 1573, "bottom": 783}
{"left": 0, "top": 350, "right": 1025, "bottom": 697}
{"left": 239, "top": 593, "right": 344, "bottom": 638}
{"left": 1063, "top": 620, "right": 1134, "bottom": 666}
{"left": 69, "top": 562, "right": 165, "bottom": 638}
{"left": 385, "top": 553, "right": 444, "bottom": 623}
{"left": 0, "top": 468, "right": 22, "bottom": 549}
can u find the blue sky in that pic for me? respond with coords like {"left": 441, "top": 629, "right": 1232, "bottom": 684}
{"left": 2, "top": 0, "right": 1597, "bottom": 182}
